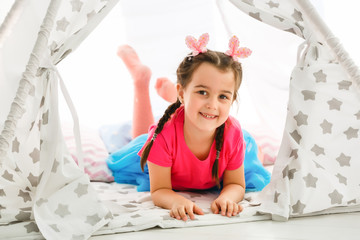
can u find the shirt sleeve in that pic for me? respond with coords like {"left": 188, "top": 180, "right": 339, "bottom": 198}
{"left": 137, "top": 125, "right": 173, "bottom": 168}
{"left": 146, "top": 133, "right": 173, "bottom": 167}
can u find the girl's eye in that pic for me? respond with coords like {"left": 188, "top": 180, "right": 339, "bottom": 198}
{"left": 198, "top": 90, "right": 207, "bottom": 95}
{"left": 219, "top": 95, "right": 229, "bottom": 100}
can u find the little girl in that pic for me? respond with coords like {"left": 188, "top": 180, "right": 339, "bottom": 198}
{"left": 108, "top": 33, "right": 269, "bottom": 221}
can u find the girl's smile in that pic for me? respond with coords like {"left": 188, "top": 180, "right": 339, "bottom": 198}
{"left": 178, "top": 62, "right": 235, "bottom": 138}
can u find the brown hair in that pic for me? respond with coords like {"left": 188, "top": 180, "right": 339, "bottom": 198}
{"left": 140, "top": 50, "right": 243, "bottom": 187}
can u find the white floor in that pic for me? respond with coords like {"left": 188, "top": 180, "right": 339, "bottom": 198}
{"left": 91, "top": 211, "right": 360, "bottom": 240}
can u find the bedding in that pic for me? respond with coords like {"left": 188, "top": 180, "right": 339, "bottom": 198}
{"left": 0, "top": 123, "right": 274, "bottom": 239}
{"left": 0, "top": 182, "right": 270, "bottom": 239}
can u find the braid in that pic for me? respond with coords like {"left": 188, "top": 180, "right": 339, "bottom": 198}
{"left": 212, "top": 123, "right": 225, "bottom": 188}
{"left": 140, "top": 100, "right": 182, "bottom": 171}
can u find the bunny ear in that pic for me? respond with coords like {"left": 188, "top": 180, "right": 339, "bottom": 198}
{"left": 185, "top": 33, "right": 209, "bottom": 56}
{"left": 235, "top": 47, "right": 252, "bottom": 59}
{"left": 186, "top": 36, "right": 198, "bottom": 51}
{"left": 197, "top": 33, "right": 209, "bottom": 52}
{"left": 225, "top": 35, "right": 252, "bottom": 60}
{"left": 227, "top": 35, "right": 239, "bottom": 54}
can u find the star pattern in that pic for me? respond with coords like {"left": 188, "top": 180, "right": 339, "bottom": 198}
{"left": 336, "top": 153, "right": 351, "bottom": 167}
{"left": 290, "top": 130, "right": 302, "bottom": 144}
{"left": 320, "top": 119, "right": 332, "bottom": 134}
{"left": 249, "top": 12, "right": 262, "bottom": 22}
{"left": 301, "top": 90, "right": 316, "bottom": 101}
{"left": 282, "top": 166, "right": 297, "bottom": 180}
{"left": 328, "top": 190, "right": 343, "bottom": 205}
{"left": 85, "top": 214, "right": 101, "bottom": 226}
{"left": 2, "top": 170, "right": 14, "bottom": 182}
{"left": 29, "top": 148, "right": 40, "bottom": 163}
{"left": 0, "top": 189, "right": 6, "bottom": 196}
{"left": 15, "top": 211, "right": 31, "bottom": 221}
{"left": 292, "top": 200, "right": 306, "bottom": 214}
{"left": 335, "top": 173, "right": 347, "bottom": 185}
{"left": 27, "top": 173, "right": 38, "bottom": 187}
{"left": 12, "top": 137, "right": 20, "bottom": 152}
{"left": 51, "top": 159, "right": 60, "bottom": 173}
{"left": 74, "top": 183, "right": 88, "bottom": 197}
{"left": 0, "top": 2, "right": 357, "bottom": 233}
{"left": 289, "top": 149, "right": 298, "bottom": 159}
{"left": 327, "top": 98, "right": 342, "bottom": 111}
{"left": 311, "top": 144, "right": 325, "bottom": 156}
{"left": 303, "top": 173, "right": 318, "bottom": 188}
{"left": 71, "top": 0, "right": 83, "bottom": 12}
{"left": 292, "top": 9, "right": 303, "bottom": 21}
{"left": 42, "top": 110, "right": 49, "bottom": 125}
{"left": 87, "top": 10, "right": 96, "bottom": 21}
{"left": 24, "top": 222, "right": 39, "bottom": 233}
{"left": 343, "top": 127, "right": 358, "bottom": 140}
{"left": 36, "top": 198, "right": 48, "bottom": 207}
{"left": 294, "top": 111, "right": 308, "bottom": 126}
{"left": 18, "top": 190, "right": 32, "bottom": 202}
{"left": 267, "top": 1, "right": 279, "bottom": 8}
{"left": 313, "top": 70, "right": 327, "bottom": 83}
{"left": 56, "top": 17, "right": 70, "bottom": 32}
{"left": 49, "top": 224, "right": 60, "bottom": 232}
{"left": 355, "top": 111, "right": 360, "bottom": 120}
{"left": 55, "top": 204, "right": 71, "bottom": 218}
{"left": 338, "top": 80, "right": 352, "bottom": 90}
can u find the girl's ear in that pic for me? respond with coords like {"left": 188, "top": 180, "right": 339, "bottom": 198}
{"left": 177, "top": 84, "right": 184, "bottom": 103}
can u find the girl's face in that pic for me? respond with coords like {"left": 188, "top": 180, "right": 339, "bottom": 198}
{"left": 177, "top": 62, "right": 235, "bottom": 136}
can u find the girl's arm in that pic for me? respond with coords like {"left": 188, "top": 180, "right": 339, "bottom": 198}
{"left": 211, "top": 165, "right": 245, "bottom": 217}
{"left": 147, "top": 161, "right": 204, "bottom": 221}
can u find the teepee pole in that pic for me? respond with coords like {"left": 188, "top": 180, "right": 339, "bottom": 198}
{"left": 295, "top": 0, "right": 360, "bottom": 89}
{"left": 0, "top": 0, "right": 61, "bottom": 157}
{"left": 0, "top": 0, "right": 27, "bottom": 49}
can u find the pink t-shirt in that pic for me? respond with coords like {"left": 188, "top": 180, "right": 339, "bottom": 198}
{"left": 138, "top": 106, "right": 245, "bottom": 190}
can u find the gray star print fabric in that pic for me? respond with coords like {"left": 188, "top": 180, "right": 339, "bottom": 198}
{"left": 0, "top": 0, "right": 119, "bottom": 238}
{"left": 1, "top": 0, "right": 360, "bottom": 238}
{"left": 229, "top": 0, "right": 360, "bottom": 219}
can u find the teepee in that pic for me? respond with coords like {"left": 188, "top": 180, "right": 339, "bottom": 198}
{"left": 0, "top": 0, "right": 359, "bottom": 238}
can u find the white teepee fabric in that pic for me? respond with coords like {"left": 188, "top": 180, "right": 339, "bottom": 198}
{"left": 0, "top": 0, "right": 119, "bottom": 238}
{"left": 0, "top": 0, "right": 359, "bottom": 238}
{"left": 230, "top": 0, "right": 360, "bottom": 219}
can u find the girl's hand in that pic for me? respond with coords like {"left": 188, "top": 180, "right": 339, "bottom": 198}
{"left": 211, "top": 197, "right": 243, "bottom": 217}
{"left": 170, "top": 198, "right": 204, "bottom": 221}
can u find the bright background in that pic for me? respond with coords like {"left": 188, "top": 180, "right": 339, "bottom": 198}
{"left": 2, "top": 0, "right": 359, "bottom": 141}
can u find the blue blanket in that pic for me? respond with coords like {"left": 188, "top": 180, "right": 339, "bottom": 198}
{"left": 106, "top": 130, "right": 271, "bottom": 192}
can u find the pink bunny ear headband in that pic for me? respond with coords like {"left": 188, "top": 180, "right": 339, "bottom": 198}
{"left": 185, "top": 33, "right": 252, "bottom": 61}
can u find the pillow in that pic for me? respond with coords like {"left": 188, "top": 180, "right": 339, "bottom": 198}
{"left": 98, "top": 121, "right": 132, "bottom": 153}
{"left": 247, "top": 127, "right": 281, "bottom": 166}
{"left": 62, "top": 122, "right": 114, "bottom": 182}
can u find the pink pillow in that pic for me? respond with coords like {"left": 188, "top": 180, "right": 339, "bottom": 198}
{"left": 62, "top": 122, "right": 114, "bottom": 182}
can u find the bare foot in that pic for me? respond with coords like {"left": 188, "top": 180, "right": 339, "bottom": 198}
{"left": 155, "top": 77, "right": 178, "bottom": 103}
{"left": 117, "top": 45, "right": 151, "bottom": 88}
